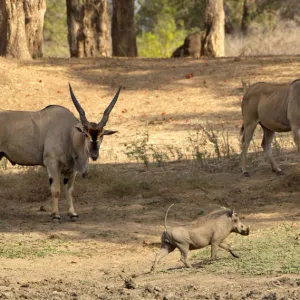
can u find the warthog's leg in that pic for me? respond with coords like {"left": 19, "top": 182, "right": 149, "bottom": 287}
{"left": 210, "top": 243, "right": 219, "bottom": 259}
{"left": 240, "top": 121, "right": 258, "bottom": 176}
{"left": 261, "top": 126, "right": 283, "bottom": 174}
{"left": 151, "top": 242, "right": 175, "bottom": 272}
{"left": 219, "top": 242, "right": 239, "bottom": 258}
{"left": 45, "top": 161, "right": 61, "bottom": 222}
{"left": 64, "top": 172, "right": 79, "bottom": 221}
{"left": 177, "top": 244, "right": 193, "bottom": 268}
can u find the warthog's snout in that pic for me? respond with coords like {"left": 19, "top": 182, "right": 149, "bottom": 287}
{"left": 240, "top": 225, "right": 250, "bottom": 236}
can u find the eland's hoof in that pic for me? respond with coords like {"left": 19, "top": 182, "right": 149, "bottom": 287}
{"left": 69, "top": 214, "right": 79, "bottom": 222}
{"left": 276, "top": 170, "right": 284, "bottom": 176}
{"left": 242, "top": 171, "right": 250, "bottom": 177}
{"left": 52, "top": 216, "right": 61, "bottom": 223}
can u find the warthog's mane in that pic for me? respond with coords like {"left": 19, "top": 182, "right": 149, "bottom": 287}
{"left": 206, "top": 208, "right": 232, "bottom": 218}
{"left": 195, "top": 208, "right": 233, "bottom": 223}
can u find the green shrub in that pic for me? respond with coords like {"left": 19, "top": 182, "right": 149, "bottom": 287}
{"left": 137, "top": 13, "right": 186, "bottom": 58}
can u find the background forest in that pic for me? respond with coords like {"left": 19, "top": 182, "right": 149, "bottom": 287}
{"left": 43, "top": 0, "right": 300, "bottom": 58}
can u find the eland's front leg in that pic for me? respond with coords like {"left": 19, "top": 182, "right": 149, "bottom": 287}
{"left": 64, "top": 172, "right": 79, "bottom": 221}
{"left": 45, "top": 161, "right": 62, "bottom": 222}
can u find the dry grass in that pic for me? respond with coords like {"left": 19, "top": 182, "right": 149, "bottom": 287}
{"left": 226, "top": 20, "right": 300, "bottom": 57}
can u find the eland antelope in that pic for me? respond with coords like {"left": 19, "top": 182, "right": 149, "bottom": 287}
{"left": 0, "top": 84, "right": 121, "bottom": 221}
{"left": 240, "top": 79, "right": 300, "bottom": 176}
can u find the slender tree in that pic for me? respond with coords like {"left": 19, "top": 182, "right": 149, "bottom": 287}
{"left": 201, "top": 0, "right": 225, "bottom": 57}
{"left": 0, "top": 0, "right": 46, "bottom": 59}
{"left": 66, "top": 0, "right": 110, "bottom": 57}
{"left": 111, "top": 0, "right": 137, "bottom": 57}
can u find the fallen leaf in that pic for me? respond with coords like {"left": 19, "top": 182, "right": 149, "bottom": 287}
{"left": 185, "top": 73, "right": 194, "bottom": 79}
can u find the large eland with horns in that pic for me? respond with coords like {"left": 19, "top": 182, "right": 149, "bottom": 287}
{"left": 0, "top": 84, "right": 121, "bottom": 221}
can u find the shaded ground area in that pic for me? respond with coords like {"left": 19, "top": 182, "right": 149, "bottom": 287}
{"left": 0, "top": 56, "right": 299, "bottom": 299}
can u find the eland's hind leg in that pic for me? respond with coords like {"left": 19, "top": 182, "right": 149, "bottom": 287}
{"left": 261, "top": 126, "right": 283, "bottom": 175}
{"left": 240, "top": 121, "right": 258, "bottom": 176}
{"left": 291, "top": 126, "right": 300, "bottom": 168}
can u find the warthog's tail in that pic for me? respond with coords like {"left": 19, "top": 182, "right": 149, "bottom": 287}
{"left": 240, "top": 124, "right": 245, "bottom": 143}
{"left": 164, "top": 203, "right": 175, "bottom": 232}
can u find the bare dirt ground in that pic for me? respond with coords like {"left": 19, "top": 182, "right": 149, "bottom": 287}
{"left": 0, "top": 56, "right": 299, "bottom": 299}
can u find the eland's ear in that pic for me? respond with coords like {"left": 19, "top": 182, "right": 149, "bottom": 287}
{"left": 75, "top": 123, "right": 86, "bottom": 133}
{"left": 103, "top": 130, "right": 118, "bottom": 136}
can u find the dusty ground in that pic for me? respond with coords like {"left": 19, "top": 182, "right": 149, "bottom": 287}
{"left": 0, "top": 56, "right": 299, "bottom": 299}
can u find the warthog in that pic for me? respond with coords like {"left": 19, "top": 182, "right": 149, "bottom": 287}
{"left": 241, "top": 79, "right": 300, "bottom": 176}
{"left": 151, "top": 204, "right": 249, "bottom": 272}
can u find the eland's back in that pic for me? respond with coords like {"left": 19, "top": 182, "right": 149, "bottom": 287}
{"left": 0, "top": 105, "right": 77, "bottom": 166}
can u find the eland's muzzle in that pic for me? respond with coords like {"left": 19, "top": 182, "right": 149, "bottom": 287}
{"left": 90, "top": 154, "right": 98, "bottom": 161}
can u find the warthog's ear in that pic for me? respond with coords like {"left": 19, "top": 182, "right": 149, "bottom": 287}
{"left": 102, "top": 130, "right": 118, "bottom": 136}
{"left": 229, "top": 207, "right": 235, "bottom": 217}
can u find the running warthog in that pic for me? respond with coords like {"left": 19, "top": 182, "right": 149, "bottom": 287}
{"left": 151, "top": 204, "right": 249, "bottom": 272}
{"left": 241, "top": 79, "right": 300, "bottom": 176}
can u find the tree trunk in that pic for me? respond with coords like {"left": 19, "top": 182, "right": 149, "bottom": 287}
{"left": 66, "top": 0, "right": 110, "bottom": 58}
{"left": 0, "top": 0, "right": 46, "bottom": 59}
{"left": 241, "top": 0, "right": 256, "bottom": 35}
{"left": 111, "top": 0, "right": 137, "bottom": 57}
{"left": 201, "top": 0, "right": 225, "bottom": 57}
{"left": 224, "top": 2, "right": 234, "bottom": 34}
